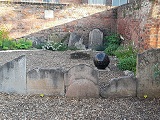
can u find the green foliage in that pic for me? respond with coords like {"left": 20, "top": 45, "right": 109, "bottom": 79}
{"left": 115, "top": 45, "right": 137, "bottom": 73}
{"left": 2, "top": 39, "right": 16, "bottom": 50}
{"left": 117, "top": 56, "right": 137, "bottom": 73}
{"left": 16, "top": 38, "right": 32, "bottom": 49}
{"left": 0, "top": 40, "right": 2, "bottom": 47}
{"left": 104, "top": 33, "right": 121, "bottom": 46}
{"left": 43, "top": 42, "right": 67, "bottom": 51}
{"left": 104, "top": 44, "right": 119, "bottom": 55}
{"left": 34, "top": 42, "right": 47, "bottom": 49}
{"left": 104, "top": 33, "right": 121, "bottom": 55}
{"left": 114, "top": 45, "right": 137, "bottom": 59}
{"left": 0, "top": 29, "right": 33, "bottom": 50}
{"left": 153, "top": 63, "right": 160, "bottom": 81}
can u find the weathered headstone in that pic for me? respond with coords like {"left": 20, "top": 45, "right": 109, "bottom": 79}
{"left": 100, "top": 76, "right": 137, "bottom": 98}
{"left": 89, "top": 29, "right": 103, "bottom": 49}
{"left": 75, "top": 38, "right": 86, "bottom": 50}
{"left": 27, "top": 68, "right": 64, "bottom": 96}
{"left": 68, "top": 32, "right": 86, "bottom": 50}
{"left": 65, "top": 79, "right": 99, "bottom": 98}
{"left": 65, "top": 64, "right": 99, "bottom": 98}
{"left": 137, "top": 48, "right": 160, "bottom": 98}
{"left": 68, "top": 32, "right": 81, "bottom": 47}
{"left": 0, "top": 55, "right": 26, "bottom": 94}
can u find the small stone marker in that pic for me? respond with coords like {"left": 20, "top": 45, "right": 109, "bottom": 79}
{"left": 68, "top": 32, "right": 86, "bottom": 50}
{"left": 44, "top": 10, "right": 54, "bottom": 19}
{"left": 89, "top": 29, "right": 103, "bottom": 49}
{"left": 68, "top": 32, "right": 81, "bottom": 47}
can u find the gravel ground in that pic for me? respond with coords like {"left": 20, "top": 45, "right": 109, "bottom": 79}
{"left": 0, "top": 92, "right": 160, "bottom": 120}
{"left": 1, "top": 50, "right": 160, "bottom": 120}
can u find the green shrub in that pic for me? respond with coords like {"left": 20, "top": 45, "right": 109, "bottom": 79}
{"left": 16, "top": 38, "right": 33, "bottom": 49}
{"left": 103, "top": 33, "right": 121, "bottom": 55}
{"left": 114, "top": 45, "right": 137, "bottom": 59}
{"left": 0, "top": 29, "right": 11, "bottom": 50}
{"left": 104, "top": 33, "right": 121, "bottom": 47}
{"left": 2, "top": 39, "right": 16, "bottom": 50}
{"left": 104, "top": 44, "right": 119, "bottom": 55}
{"left": 115, "top": 45, "right": 137, "bottom": 73}
{"left": 0, "top": 29, "right": 33, "bottom": 50}
{"left": 0, "top": 40, "right": 2, "bottom": 47}
{"left": 34, "top": 42, "right": 47, "bottom": 49}
{"left": 117, "top": 56, "right": 137, "bottom": 73}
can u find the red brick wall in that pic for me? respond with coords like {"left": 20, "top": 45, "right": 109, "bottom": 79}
{"left": 116, "top": 0, "right": 160, "bottom": 51}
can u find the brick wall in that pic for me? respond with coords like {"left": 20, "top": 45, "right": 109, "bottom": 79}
{"left": 0, "top": 0, "right": 159, "bottom": 50}
{"left": 116, "top": 0, "right": 160, "bottom": 51}
{"left": 0, "top": 2, "right": 115, "bottom": 45}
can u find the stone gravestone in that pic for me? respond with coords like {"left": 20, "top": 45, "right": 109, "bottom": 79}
{"left": 0, "top": 55, "right": 26, "bottom": 94}
{"left": 100, "top": 76, "right": 137, "bottom": 98}
{"left": 64, "top": 64, "right": 99, "bottom": 98}
{"left": 68, "top": 32, "right": 86, "bottom": 50}
{"left": 137, "top": 48, "right": 160, "bottom": 98}
{"left": 27, "top": 68, "right": 64, "bottom": 96}
{"left": 89, "top": 29, "right": 103, "bottom": 49}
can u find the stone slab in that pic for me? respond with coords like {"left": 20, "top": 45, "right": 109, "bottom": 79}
{"left": 0, "top": 55, "right": 26, "bottom": 94}
{"left": 89, "top": 29, "right": 103, "bottom": 49}
{"left": 27, "top": 68, "right": 64, "bottom": 96}
{"left": 100, "top": 76, "right": 137, "bottom": 98}
{"left": 137, "top": 48, "right": 160, "bottom": 98}
{"left": 66, "top": 79, "right": 99, "bottom": 98}
{"left": 64, "top": 64, "right": 99, "bottom": 88}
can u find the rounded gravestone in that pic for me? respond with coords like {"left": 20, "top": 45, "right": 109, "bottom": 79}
{"left": 93, "top": 52, "right": 110, "bottom": 69}
{"left": 66, "top": 79, "right": 99, "bottom": 98}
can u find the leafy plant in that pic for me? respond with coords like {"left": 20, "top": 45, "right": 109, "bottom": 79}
{"left": 42, "top": 42, "right": 67, "bottom": 51}
{"left": 104, "top": 33, "right": 121, "bottom": 47}
{"left": 103, "top": 33, "right": 121, "bottom": 55}
{"left": 117, "top": 56, "right": 137, "bottom": 73}
{"left": 16, "top": 38, "right": 32, "bottom": 49}
{"left": 104, "top": 44, "right": 119, "bottom": 55}
{"left": 34, "top": 42, "right": 47, "bottom": 49}
{"left": 2, "top": 39, "right": 16, "bottom": 50}
{"left": 0, "top": 40, "right": 2, "bottom": 47}
{"left": 114, "top": 45, "right": 137, "bottom": 59}
{"left": 114, "top": 44, "right": 137, "bottom": 73}
{"left": 0, "top": 29, "right": 33, "bottom": 50}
